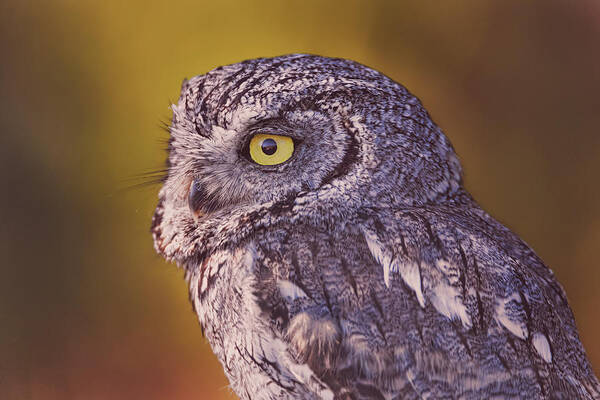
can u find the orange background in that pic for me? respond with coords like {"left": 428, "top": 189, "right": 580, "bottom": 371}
{"left": 1, "top": 1, "right": 599, "bottom": 399}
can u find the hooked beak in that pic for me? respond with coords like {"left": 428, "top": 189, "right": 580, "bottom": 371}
{"left": 188, "top": 179, "right": 207, "bottom": 221}
{"left": 188, "top": 179, "right": 226, "bottom": 221}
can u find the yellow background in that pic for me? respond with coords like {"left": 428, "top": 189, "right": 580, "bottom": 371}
{"left": 1, "top": 1, "right": 599, "bottom": 399}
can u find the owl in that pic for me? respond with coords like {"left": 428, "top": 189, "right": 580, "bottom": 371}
{"left": 152, "top": 54, "right": 599, "bottom": 399}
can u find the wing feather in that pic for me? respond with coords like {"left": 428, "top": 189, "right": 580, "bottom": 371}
{"left": 253, "top": 205, "right": 600, "bottom": 398}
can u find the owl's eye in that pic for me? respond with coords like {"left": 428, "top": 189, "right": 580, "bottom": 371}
{"left": 248, "top": 133, "right": 294, "bottom": 166}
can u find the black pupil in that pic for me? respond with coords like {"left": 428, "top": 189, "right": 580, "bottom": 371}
{"left": 261, "top": 138, "right": 277, "bottom": 155}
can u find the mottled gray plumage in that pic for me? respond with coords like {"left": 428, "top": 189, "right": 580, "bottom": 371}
{"left": 152, "top": 54, "right": 599, "bottom": 399}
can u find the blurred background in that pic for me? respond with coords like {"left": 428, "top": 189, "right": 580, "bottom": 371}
{"left": 1, "top": 1, "right": 599, "bottom": 399}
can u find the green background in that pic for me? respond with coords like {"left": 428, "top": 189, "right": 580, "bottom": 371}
{"left": 1, "top": 1, "right": 599, "bottom": 399}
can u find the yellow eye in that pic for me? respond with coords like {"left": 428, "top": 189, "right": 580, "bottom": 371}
{"left": 248, "top": 133, "right": 294, "bottom": 166}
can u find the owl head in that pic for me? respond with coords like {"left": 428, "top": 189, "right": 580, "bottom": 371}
{"left": 152, "top": 54, "right": 463, "bottom": 265}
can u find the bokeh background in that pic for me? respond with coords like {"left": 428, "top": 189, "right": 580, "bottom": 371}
{"left": 1, "top": 1, "right": 599, "bottom": 399}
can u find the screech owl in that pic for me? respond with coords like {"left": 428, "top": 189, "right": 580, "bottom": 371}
{"left": 152, "top": 54, "right": 599, "bottom": 399}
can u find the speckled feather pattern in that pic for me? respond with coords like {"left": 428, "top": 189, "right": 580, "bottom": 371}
{"left": 152, "top": 54, "right": 600, "bottom": 399}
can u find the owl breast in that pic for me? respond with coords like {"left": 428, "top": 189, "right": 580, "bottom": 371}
{"left": 188, "top": 235, "right": 339, "bottom": 400}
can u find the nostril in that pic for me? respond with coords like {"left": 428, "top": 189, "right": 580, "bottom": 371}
{"left": 188, "top": 179, "right": 207, "bottom": 217}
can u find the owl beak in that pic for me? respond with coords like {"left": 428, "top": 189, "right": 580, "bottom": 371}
{"left": 188, "top": 179, "right": 207, "bottom": 221}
